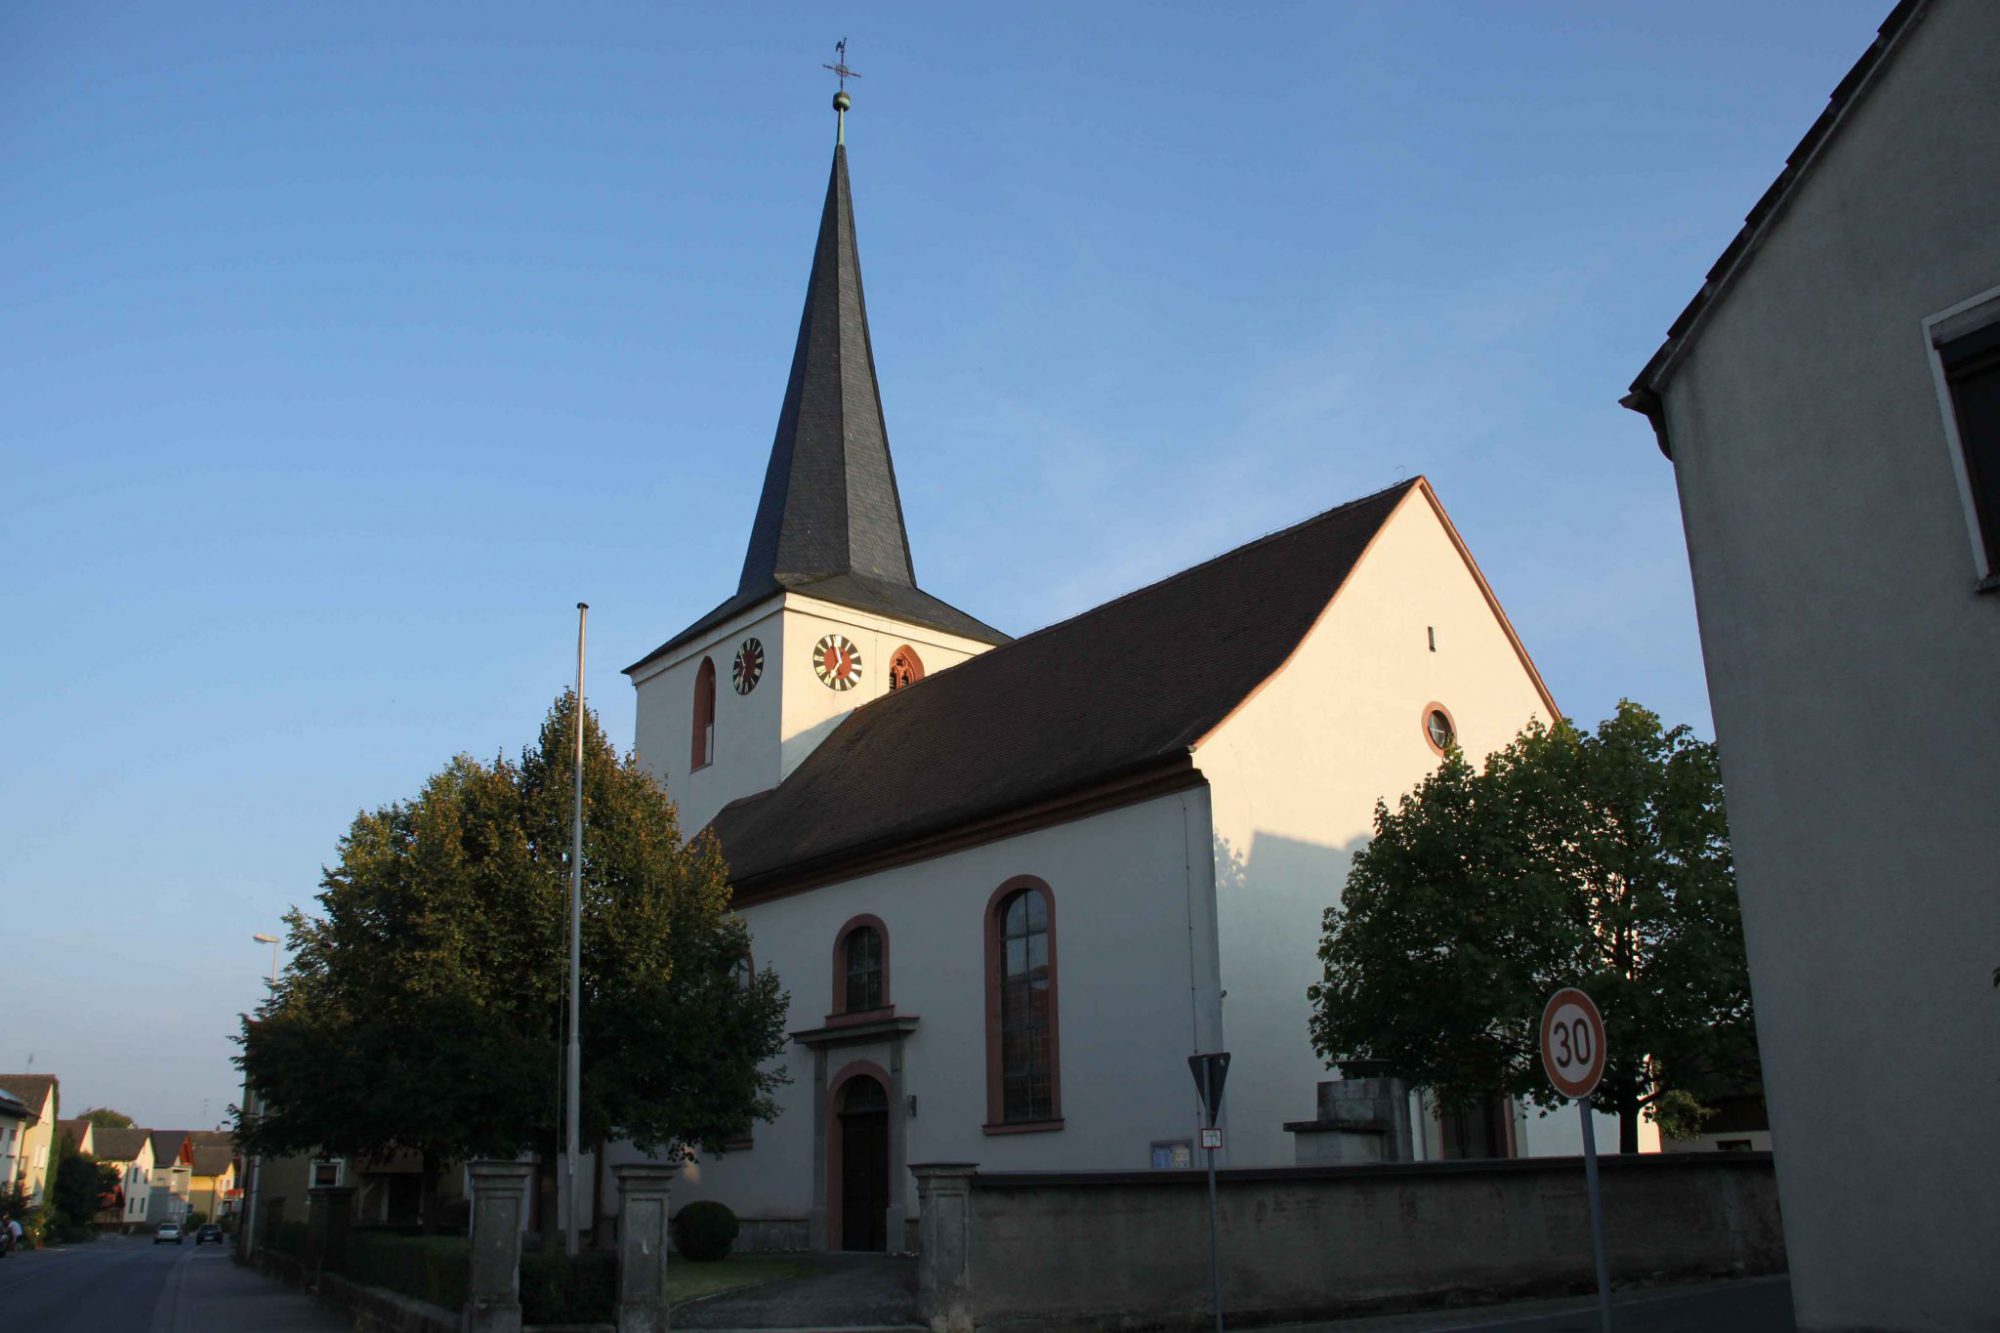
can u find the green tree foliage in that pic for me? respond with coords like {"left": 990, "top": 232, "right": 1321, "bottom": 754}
{"left": 1308, "top": 701, "right": 1756, "bottom": 1152}
{"left": 237, "top": 692, "right": 790, "bottom": 1216}
{"left": 50, "top": 1154, "right": 116, "bottom": 1240}
{"left": 79, "top": 1108, "right": 134, "bottom": 1129}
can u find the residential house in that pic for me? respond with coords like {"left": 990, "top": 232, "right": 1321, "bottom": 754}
{"left": 0, "top": 1075, "right": 59, "bottom": 1205}
{"left": 0, "top": 1090, "right": 33, "bottom": 1202}
{"left": 55, "top": 1118, "right": 95, "bottom": 1159}
{"left": 185, "top": 1132, "right": 238, "bottom": 1220}
{"left": 145, "top": 1131, "right": 193, "bottom": 1225}
{"left": 1620, "top": 1, "right": 1999, "bottom": 1325}
{"left": 89, "top": 1128, "right": 154, "bottom": 1229}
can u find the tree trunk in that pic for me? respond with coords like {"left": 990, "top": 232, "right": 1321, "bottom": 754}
{"left": 418, "top": 1151, "right": 441, "bottom": 1234}
{"left": 1615, "top": 1087, "right": 1640, "bottom": 1154}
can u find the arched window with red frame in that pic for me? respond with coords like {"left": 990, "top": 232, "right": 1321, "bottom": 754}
{"left": 691, "top": 657, "right": 717, "bottom": 771}
{"left": 984, "top": 877, "right": 1061, "bottom": 1131}
{"left": 831, "top": 915, "right": 889, "bottom": 1017}
{"left": 887, "top": 645, "right": 925, "bottom": 691}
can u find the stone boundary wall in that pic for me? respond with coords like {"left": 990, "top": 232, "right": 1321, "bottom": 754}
{"left": 920, "top": 1153, "right": 1783, "bottom": 1330}
{"left": 243, "top": 1248, "right": 459, "bottom": 1333}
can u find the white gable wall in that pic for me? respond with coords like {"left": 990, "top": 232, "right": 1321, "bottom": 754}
{"left": 663, "top": 787, "right": 1222, "bottom": 1230}
{"left": 1195, "top": 486, "right": 1583, "bottom": 1164}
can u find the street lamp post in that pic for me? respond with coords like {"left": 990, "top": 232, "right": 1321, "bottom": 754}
{"left": 240, "top": 932, "right": 282, "bottom": 1257}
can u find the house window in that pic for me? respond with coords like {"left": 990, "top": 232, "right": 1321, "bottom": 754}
{"left": 985, "top": 878, "right": 1061, "bottom": 1130}
{"left": 1937, "top": 320, "right": 2000, "bottom": 579}
{"left": 831, "top": 915, "right": 889, "bottom": 1017}
{"left": 887, "top": 645, "right": 925, "bottom": 690}
{"left": 691, "top": 657, "right": 717, "bottom": 770}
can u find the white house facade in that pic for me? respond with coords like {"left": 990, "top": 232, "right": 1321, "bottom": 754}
{"left": 621, "top": 105, "right": 1604, "bottom": 1253}
{"left": 1622, "top": 2, "right": 2000, "bottom": 1327}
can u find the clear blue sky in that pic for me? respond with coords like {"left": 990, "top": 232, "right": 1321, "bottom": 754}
{"left": 1, "top": 2, "right": 1889, "bottom": 1128}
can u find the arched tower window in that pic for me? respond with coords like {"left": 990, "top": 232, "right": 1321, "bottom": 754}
{"left": 832, "top": 915, "right": 889, "bottom": 1016}
{"left": 691, "top": 657, "right": 717, "bottom": 771}
{"left": 984, "top": 878, "right": 1061, "bottom": 1130}
{"left": 887, "top": 645, "right": 925, "bottom": 691}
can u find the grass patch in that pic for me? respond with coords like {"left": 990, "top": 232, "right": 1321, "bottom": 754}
{"left": 670, "top": 1255, "right": 820, "bottom": 1303}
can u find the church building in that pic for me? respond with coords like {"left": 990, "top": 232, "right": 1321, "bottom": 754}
{"left": 624, "top": 101, "right": 1565, "bottom": 1253}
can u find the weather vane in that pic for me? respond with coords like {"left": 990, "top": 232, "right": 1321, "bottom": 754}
{"left": 823, "top": 37, "right": 861, "bottom": 144}
{"left": 823, "top": 37, "right": 861, "bottom": 92}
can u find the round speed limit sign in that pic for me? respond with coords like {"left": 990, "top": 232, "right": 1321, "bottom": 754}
{"left": 1539, "top": 988, "right": 1607, "bottom": 1099}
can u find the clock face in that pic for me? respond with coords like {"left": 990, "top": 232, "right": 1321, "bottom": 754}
{"left": 731, "top": 638, "right": 764, "bottom": 695}
{"left": 812, "top": 634, "right": 863, "bottom": 691}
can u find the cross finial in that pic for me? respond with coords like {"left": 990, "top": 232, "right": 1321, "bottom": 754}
{"left": 823, "top": 37, "right": 860, "bottom": 145}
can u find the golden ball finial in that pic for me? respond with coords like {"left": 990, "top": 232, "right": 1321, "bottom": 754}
{"left": 833, "top": 90, "right": 852, "bottom": 113}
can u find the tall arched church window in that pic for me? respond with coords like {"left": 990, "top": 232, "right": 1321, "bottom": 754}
{"left": 984, "top": 878, "right": 1061, "bottom": 1130}
{"left": 831, "top": 915, "right": 890, "bottom": 1018}
{"left": 844, "top": 926, "right": 883, "bottom": 1012}
{"left": 887, "top": 645, "right": 924, "bottom": 691}
{"left": 691, "top": 658, "right": 717, "bottom": 771}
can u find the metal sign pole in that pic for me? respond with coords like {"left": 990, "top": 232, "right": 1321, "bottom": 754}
{"left": 1204, "top": 1064, "right": 1223, "bottom": 1333}
{"left": 1578, "top": 1099, "right": 1612, "bottom": 1332}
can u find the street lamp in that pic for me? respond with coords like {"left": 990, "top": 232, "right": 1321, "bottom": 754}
{"left": 252, "top": 933, "right": 281, "bottom": 988}
{"left": 240, "top": 931, "right": 282, "bottom": 1257}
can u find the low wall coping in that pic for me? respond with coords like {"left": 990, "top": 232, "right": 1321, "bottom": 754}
{"left": 967, "top": 1150, "right": 1774, "bottom": 1190}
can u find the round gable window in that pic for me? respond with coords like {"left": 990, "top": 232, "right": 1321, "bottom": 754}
{"left": 1422, "top": 704, "right": 1457, "bottom": 755}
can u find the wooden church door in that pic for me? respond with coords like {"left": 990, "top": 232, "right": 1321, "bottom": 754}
{"left": 838, "top": 1075, "right": 889, "bottom": 1251}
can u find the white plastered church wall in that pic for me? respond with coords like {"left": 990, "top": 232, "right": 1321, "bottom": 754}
{"left": 1194, "top": 484, "right": 1593, "bottom": 1164}
{"left": 630, "top": 605, "right": 786, "bottom": 837}
{"left": 631, "top": 597, "right": 993, "bottom": 835}
{"left": 669, "top": 788, "right": 1223, "bottom": 1230}
{"left": 773, "top": 597, "right": 991, "bottom": 783}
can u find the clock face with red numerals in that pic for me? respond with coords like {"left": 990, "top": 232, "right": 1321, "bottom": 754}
{"left": 731, "top": 638, "right": 764, "bottom": 695}
{"left": 812, "top": 634, "right": 862, "bottom": 691}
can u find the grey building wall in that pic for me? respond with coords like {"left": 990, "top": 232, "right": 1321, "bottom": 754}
{"left": 1652, "top": 3, "right": 2000, "bottom": 1328}
{"left": 929, "top": 1156, "right": 1782, "bottom": 1328}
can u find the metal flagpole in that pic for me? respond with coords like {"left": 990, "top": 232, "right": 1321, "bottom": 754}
{"left": 566, "top": 603, "right": 588, "bottom": 1257}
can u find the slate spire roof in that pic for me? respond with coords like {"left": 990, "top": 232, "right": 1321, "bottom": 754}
{"left": 628, "top": 138, "right": 1005, "bottom": 673}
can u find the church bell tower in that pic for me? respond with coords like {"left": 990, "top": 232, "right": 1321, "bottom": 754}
{"left": 625, "top": 90, "right": 1007, "bottom": 833}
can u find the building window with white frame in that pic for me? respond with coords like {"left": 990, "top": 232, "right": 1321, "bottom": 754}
{"left": 1929, "top": 291, "right": 2000, "bottom": 585}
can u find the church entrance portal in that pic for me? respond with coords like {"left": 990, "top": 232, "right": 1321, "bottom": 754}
{"left": 836, "top": 1075, "right": 889, "bottom": 1251}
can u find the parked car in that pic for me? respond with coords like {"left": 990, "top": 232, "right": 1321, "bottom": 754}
{"left": 154, "top": 1222, "right": 182, "bottom": 1245}
{"left": 195, "top": 1224, "right": 222, "bottom": 1245}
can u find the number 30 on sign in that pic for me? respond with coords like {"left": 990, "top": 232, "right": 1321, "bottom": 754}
{"left": 1539, "top": 988, "right": 1607, "bottom": 1099}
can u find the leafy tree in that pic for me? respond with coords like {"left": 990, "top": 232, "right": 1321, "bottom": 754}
{"left": 238, "top": 692, "right": 790, "bottom": 1233}
{"left": 50, "top": 1153, "right": 116, "bottom": 1241}
{"left": 79, "top": 1108, "right": 134, "bottom": 1129}
{"left": 1309, "top": 701, "right": 1756, "bottom": 1152}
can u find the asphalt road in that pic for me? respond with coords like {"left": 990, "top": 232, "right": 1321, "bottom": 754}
{"left": 0, "top": 1233, "right": 346, "bottom": 1333}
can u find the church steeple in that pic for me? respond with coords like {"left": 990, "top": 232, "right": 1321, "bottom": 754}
{"left": 625, "top": 92, "right": 1006, "bottom": 679}
{"left": 737, "top": 138, "right": 915, "bottom": 594}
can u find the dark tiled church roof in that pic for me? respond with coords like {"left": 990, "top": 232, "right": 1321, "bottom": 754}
{"left": 711, "top": 480, "right": 1420, "bottom": 888}
{"left": 629, "top": 145, "right": 1004, "bottom": 673}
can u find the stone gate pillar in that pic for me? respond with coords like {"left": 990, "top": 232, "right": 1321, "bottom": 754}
{"left": 910, "top": 1163, "right": 978, "bottom": 1333}
{"left": 613, "top": 1162, "right": 679, "bottom": 1333}
{"left": 467, "top": 1160, "right": 534, "bottom": 1333}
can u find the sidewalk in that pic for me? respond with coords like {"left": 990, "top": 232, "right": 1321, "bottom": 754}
{"left": 1280, "top": 1275, "right": 1793, "bottom": 1332}
{"left": 147, "top": 1246, "right": 349, "bottom": 1333}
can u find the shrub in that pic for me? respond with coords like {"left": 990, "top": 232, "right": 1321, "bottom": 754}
{"left": 184, "top": 1210, "right": 207, "bottom": 1227}
{"left": 342, "top": 1232, "right": 470, "bottom": 1312}
{"left": 520, "top": 1247, "right": 616, "bottom": 1324}
{"left": 671, "top": 1200, "right": 739, "bottom": 1261}
{"left": 267, "top": 1219, "right": 309, "bottom": 1257}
